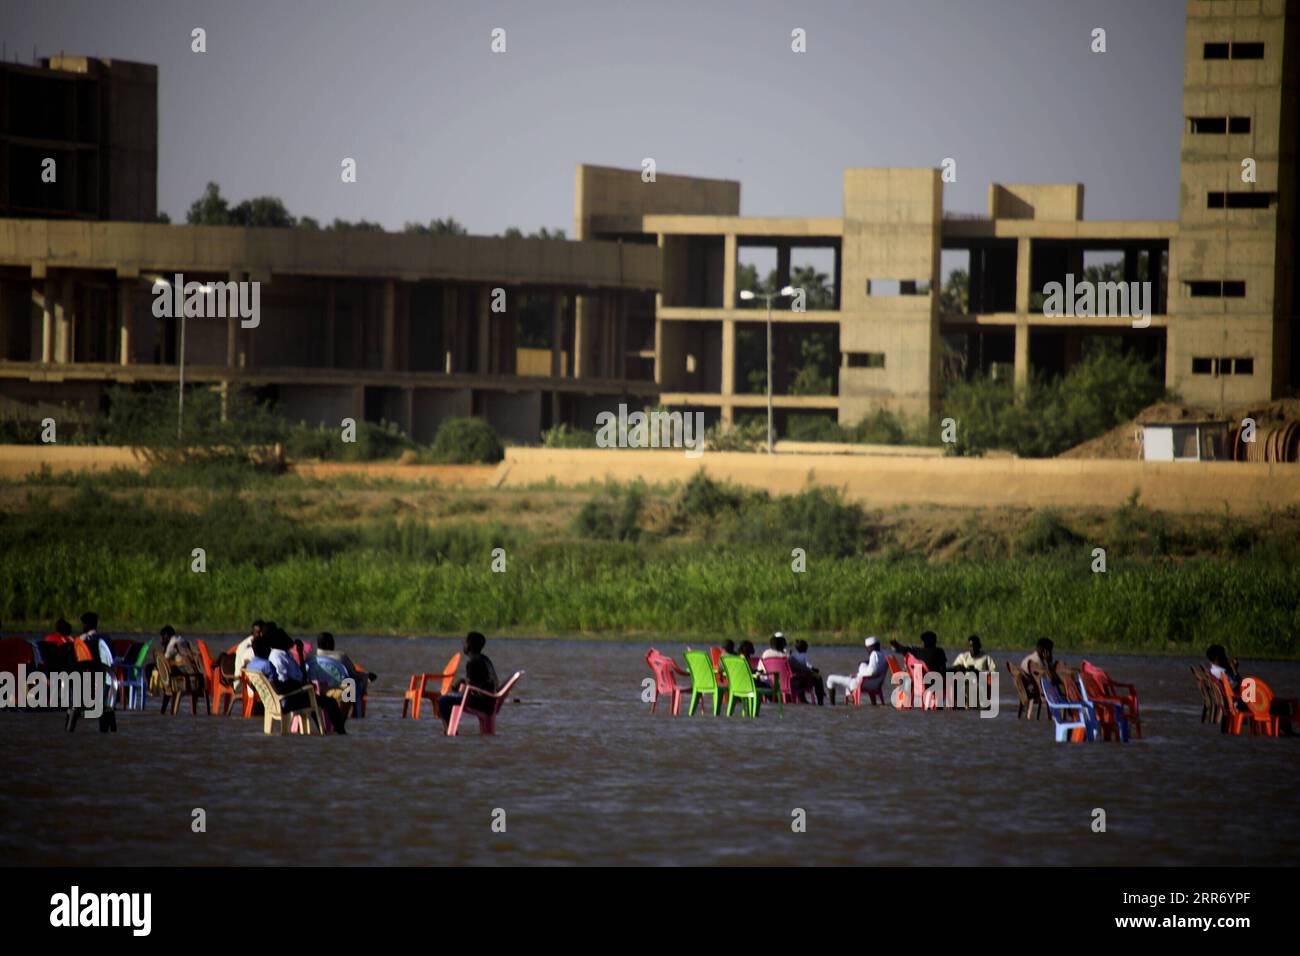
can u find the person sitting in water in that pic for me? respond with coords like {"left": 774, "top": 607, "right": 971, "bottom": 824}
{"left": 738, "top": 640, "right": 758, "bottom": 669}
{"left": 1205, "top": 644, "right": 1242, "bottom": 692}
{"left": 438, "top": 631, "right": 499, "bottom": 730}
{"left": 233, "top": 619, "right": 265, "bottom": 690}
{"left": 788, "top": 639, "right": 826, "bottom": 705}
{"left": 1206, "top": 643, "right": 1296, "bottom": 735}
{"left": 309, "top": 632, "right": 376, "bottom": 717}
{"left": 891, "top": 631, "right": 947, "bottom": 675}
{"left": 721, "top": 639, "right": 737, "bottom": 656}
{"left": 252, "top": 629, "right": 347, "bottom": 734}
{"left": 160, "top": 624, "right": 201, "bottom": 675}
{"left": 42, "top": 618, "right": 74, "bottom": 645}
{"left": 951, "top": 635, "right": 997, "bottom": 673}
{"left": 826, "top": 636, "right": 887, "bottom": 705}
{"left": 79, "top": 612, "right": 115, "bottom": 669}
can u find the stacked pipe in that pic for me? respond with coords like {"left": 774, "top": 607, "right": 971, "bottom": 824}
{"left": 1230, "top": 420, "right": 1300, "bottom": 463}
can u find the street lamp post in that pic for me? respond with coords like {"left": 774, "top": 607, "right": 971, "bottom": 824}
{"left": 739, "top": 285, "right": 796, "bottom": 454}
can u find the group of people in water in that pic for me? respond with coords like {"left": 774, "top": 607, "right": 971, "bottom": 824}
{"left": 26, "top": 613, "right": 501, "bottom": 735}
{"left": 718, "top": 630, "right": 999, "bottom": 706}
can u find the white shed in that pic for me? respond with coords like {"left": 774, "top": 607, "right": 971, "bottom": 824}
{"left": 1140, "top": 420, "right": 1230, "bottom": 462}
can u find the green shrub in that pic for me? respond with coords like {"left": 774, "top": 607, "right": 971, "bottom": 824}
{"left": 1017, "top": 510, "right": 1083, "bottom": 555}
{"left": 427, "top": 418, "right": 505, "bottom": 464}
{"left": 541, "top": 423, "right": 598, "bottom": 448}
{"left": 675, "top": 472, "right": 750, "bottom": 522}
{"left": 573, "top": 485, "right": 644, "bottom": 541}
{"left": 848, "top": 407, "right": 907, "bottom": 445}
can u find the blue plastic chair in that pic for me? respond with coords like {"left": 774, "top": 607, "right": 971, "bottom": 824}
{"left": 114, "top": 640, "right": 151, "bottom": 710}
{"left": 1040, "top": 676, "right": 1093, "bottom": 742}
{"left": 1076, "top": 675, "right": 1129, "bottom": 742}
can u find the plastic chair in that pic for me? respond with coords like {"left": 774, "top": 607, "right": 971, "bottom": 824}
{"left": 243, "top": 669, "right": 324, "bottom": 735}
{"left": 153, "top": 648, "right": 204, "bottom": 715}
{"left": 1082, "top": 660, "right": 1141, "bottom": 738}
{"left": 0, "top": 637, "right": 38, "bottom": 687}
{"left": 1236, "top": 676, "right": 1280, "bottom": 736}
{"left": 758, "top": 656, "right": 806, "bottom": 704}
{"left": 846, "top": 665, "right": 886, "bottom": 706}
{"left": 645, "top": 648, "right": 690, "bottom": 716}
{"left": 194, "top": 640, "right": 217, "bottom": 714}
{"left": 719, "top": 654, "right": 780, "bottom": 718}
{"left": 683, "top": 649, "right": 724, "bottom": 716}
{"left": 904, "top": 653, "right": 940, "bottom": 710}
{"left": 403, "top": 652, "right": 461, "bottom": 719}
{"left": 112, "top": 641, "right": 151, "bottom": 711}
{"left": 445, "top": 670, "right": 524, "bottom": 736}
{"left": 1006, "top": 661, "right": 1041, "bottom": 719}
{"left": 211, "top": 651, "right": 241, "bottom": 715}
{"left": 1077, "top": 673, "right": 1129, "bottom": 742}
{"left": 1190, "top": 665, "right": 1218, "bottom": 724}
{"left": 1040, "top": 676, "right": 1092, "bottom": 742}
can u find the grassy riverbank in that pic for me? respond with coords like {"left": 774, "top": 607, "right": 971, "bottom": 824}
{"left": 2, "top": 467, "right": 1297, "bottom": 656}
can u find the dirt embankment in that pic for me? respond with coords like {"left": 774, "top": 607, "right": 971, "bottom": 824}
{"left": 1061, "top": 399, "right": 1300, "bottom": 460}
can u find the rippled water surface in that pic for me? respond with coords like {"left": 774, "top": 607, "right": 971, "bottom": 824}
{"left": 2, "top": 637, "right": 1297, "bottom": 866}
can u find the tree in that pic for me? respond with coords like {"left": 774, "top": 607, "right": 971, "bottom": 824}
{"left": 939, "top": 269, "right": 969, "bottom": 314}
{"left": 502, "top": 226, "right": 566, "bottom": 239}
{"left": 187, "top": 182, "right": 232, "bottom": 225}
{"left": 790, "top": 264, "right": 834, "bottom": 310}
{"left": 327, "top": 218, "right": 386, "bottom": 232}
{"left": 230, "top": 195, "right": 295, "bottom": 228}
{"left": 404, "top": 217, "right": 467, "bottom": 236}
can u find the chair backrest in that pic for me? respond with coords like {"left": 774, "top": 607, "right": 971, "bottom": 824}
{"left": 309, "top": 655, "right": 350, "bottom": 688}
{"left": 1240, "top": 676, "right": 1274, "bottom": 719}
{"left": 196, "top": 640, "right": 215, "bottom": 676}
{"left": 487, "top": 671, "right": 525, "bottom": 714}
{"left": 242, "top": 669, "right": 282, "bottom": 716}
{"left": 111, "top": 638, "right": 136, "bottom": 660}
{"left": 760, "top": 655, "right": 794, "bottom": 683}
{"left": 885, "top": 655, "right": 903, "bottom": 675}
{"left": 709, "top": 646, "right": 723, "bottom": 671}
{"left": 218, "top": 651, "right": 238, "bottom": 682}
{"left": 153, "top": 648, "right": 173, "bottom": 682}
{"left": 73, "top": 638, "right": 95, "bottom": 663}
{"left": 645, "top": 649, "right": 683, "bottom": 696}
{"left": 134, "top": 639, "right": 154, "bottom": 666}
{"left": 1079, "top": 670, "right": 1109, "bottom": 703}
{"left": 1207, "top": 672, "right": 1232, "bottom": 715}
{"left": 720, "top": 654, "right": 756, "bottom": 696}
{"left": 1056, "top": 664, "right": 1083, "bottom": 703}
{"left": 1039, "top": 675, "right": 1070, "bottom": 711}
{"left": 1081, "top": 660, "right": 1116, "bottom": 695}
{"left": 683, "top": 650, "right": 718, "bottom": 693}
{"left": 441, "top": 652, "right": 462, "bottom": 695}
{"left": 1005, "top": 662, "right": 1032, "bottom": 704}
{"left": 0, "top": 636, "right": 37, "bottom": 674}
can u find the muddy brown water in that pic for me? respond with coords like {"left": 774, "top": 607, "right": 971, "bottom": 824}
{"left": 1, "top": 637, "right": 1297, "bottom": 866}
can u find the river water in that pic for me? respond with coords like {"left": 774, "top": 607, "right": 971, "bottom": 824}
{"left": 2, "top": 636, "right": 1296, "bottom": 866}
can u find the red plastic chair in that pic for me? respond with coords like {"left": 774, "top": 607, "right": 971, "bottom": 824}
{"left": 646, "top": 649, "right": 690, "bottom": 715}
{"left": 905, "top": 653, "right": 940, "bottom": 710}
{"left": 885, "top": 655, "right": 909, "bottom": 709}
{"left": 403, "top": 652, "right": 461, "bottom": 719}
{"left": 446, "top": 670, "right": 525, "bottom": 736}
{"left": 210, "top": 651, "right": 242, "bottom": 715}
{"left": 847, "top": 669, "right": 886, "bottom": 706}
{"left": 0, "top": 636, "right": 37, "bottom": 680}
{"left": 1082, "top": 660, "right": 1141, "bottom": 738}
{"left": 758, "top": 656, "right": 807, "bottom": 704}
{"left": 1218, "top": 674, "right": 1251, "bottom": 735}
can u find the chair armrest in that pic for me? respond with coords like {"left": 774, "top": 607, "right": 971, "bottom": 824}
{"left": 459, "top": 683, "right": 500, "bottom": 699}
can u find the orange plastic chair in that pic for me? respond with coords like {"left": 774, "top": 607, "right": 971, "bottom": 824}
{"left": 1218, "top": 674, "right": 1251, "bottom": 735}
{"left": 886, "top": 655, "right": 908, "bottom": 709}
{"left": 1240, "top": 676, "right": 1281, "bottom": 736}
{"left": 1082, "top": 660, "right": 1141, "bottom": 738}
{"left": 403, "top": 652, "right": 461, "bottom": 719}
{"left": 195, "top": 640, "right": 217, "bottom": 714}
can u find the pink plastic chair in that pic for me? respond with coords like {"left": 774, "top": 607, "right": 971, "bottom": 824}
{"left": 646, "top": 649, "right": 690, "bottom": 716}
{"left": 445, "top": 671, "right": 525, "bottom": 736}
{"left": 758, "top": 656, "right": 807, "bottom": 704}
{"left": 905, "top": 653, "right": 940, "bottom": 710}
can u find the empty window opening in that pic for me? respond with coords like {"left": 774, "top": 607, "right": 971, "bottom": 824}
{"left": 866, "top": 279, "right": 931, "bottom": 296}
{"left": 845, "top": 352, "right": 886, "bottom": 369}
{"left": 1203, "top": 42, "right": 1229, "bottom": 59}
{"left": 1185, "top": 280, "right": 1246, "bottom": 297}
{"left": 1207, "top": 191, "right": 1276, "bottom": 209}
{"left": 1189, "top": 116, "right": 1252, "bottom": 134}
{"left": 1192, "top": 356, "right": 1254, "bottom": 376}
{"left": 1229, "top": 116, "right": 1251, "bottom": 133}
{"left": 1232, "top": 42, "right": 1264, "bottom": 59}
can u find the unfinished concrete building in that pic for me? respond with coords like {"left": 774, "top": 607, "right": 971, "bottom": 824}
{"left": 0, "top": 0, "right": 1295, "bottom": 442}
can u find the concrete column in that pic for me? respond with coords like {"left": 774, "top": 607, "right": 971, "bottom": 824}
{"left": 574, "top": 296, "right": 591, "bottom": 379}
{"left": 1014, "top": 323, "right": 1030, "bottom": 393}
{"left": 723, "top": 234, "right": 738, "bottom": 308}
{"left": 776, "top": 243, "right": 791, "bottom": 291}
{"left": 721, "top": 318, "right": 736, "bottom": 398}
{"left": 441, "top": 286, "right": 457, "bottom": 373}
{"left": 476, "top": 285, "right": 491, "bottom": 374}
{"left": 550, "top": 293, "right": 564, "bottom": 378}
{"left": 381, "top": 279, "right": 397, "bottom": 372}
{"left": 55, "top": 277, "right": 72, "bottom": 363}
{"left": 117, "top": 278, "right": 133, "bottom": 365}
{"left": 40, "top": 279, "right": 54, "bottom": 363}
{"left": 1015, "top": 237, "right": 1032, "bottom": 315}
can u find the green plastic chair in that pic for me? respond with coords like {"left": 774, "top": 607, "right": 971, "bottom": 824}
{"left": 683, "top": 649, "right": 725, "bottom": 716}
{"left": 719, "top": 654, "right": 782, "bottom": 718}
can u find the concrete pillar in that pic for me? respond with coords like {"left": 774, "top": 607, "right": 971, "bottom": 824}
{"left": 723, "top": 234, "right": 738, "bottom": 308}
{"left": 381, "top": 279, "right": 397, "bottom": 372}
{"left": 117, "top": 278, "right": 133, "bottom": 365}
{"left": 441, "top": 286, "right": 457, "bottom": 373}
{"left": 55, "top": 277, "right": 72, "bottom": 363}
{"left": 1015, "top": 238, "right": 1032, "bottom": 314}
{"left": 550, "top": 293, "right": 564, "bottom": 378}
{"left": 776, "top": 243, "right": 791, "bottom": 291}
{"left": 477, "top": 285, "right": 491, "bottom": 374}
{"left": 40, "top": 278, "right": 54, "bottom": 363}
{"left": 721, "top": 319, "right": 736, "bottom": 398}
{"left": 1014, "top": 323, "right": 1030, "bottom": 393}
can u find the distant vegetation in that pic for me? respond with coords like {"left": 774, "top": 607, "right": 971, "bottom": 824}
{"left": 1, "top": 471, "right": 1296, "bottom": 656}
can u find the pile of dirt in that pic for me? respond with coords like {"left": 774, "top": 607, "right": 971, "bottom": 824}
{"left": 1060, "top": 399, "right": 1300, "bottom": 460}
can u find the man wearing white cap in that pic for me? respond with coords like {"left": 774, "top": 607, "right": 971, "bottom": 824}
{"left": 825, "top": 636, "right": 888, "bottom": 705}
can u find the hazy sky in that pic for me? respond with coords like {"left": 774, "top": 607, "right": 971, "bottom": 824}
{"left": 3, "top": 0, "right": 1187, "bottom": 232}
